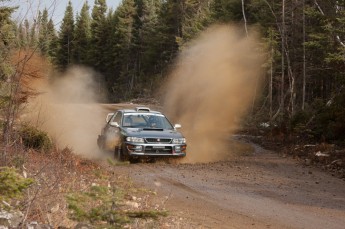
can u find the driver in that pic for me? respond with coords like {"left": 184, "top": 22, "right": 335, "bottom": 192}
{"left": 123, "top": 116, "right": 133, "bottom": 127}
{"left": 148, "top": 115, "right": 158, "bottom": 127}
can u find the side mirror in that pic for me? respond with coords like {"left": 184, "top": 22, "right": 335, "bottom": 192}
{"left": 106, "top": 113, "right": 114, "bottom": 123}
{"left": 110, "top": 122, "right": 119, "bottom": 127}
{"left": 174, "top": 124, "right": 182, "bottom": 129}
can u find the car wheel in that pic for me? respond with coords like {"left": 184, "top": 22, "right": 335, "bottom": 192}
{"left": 115, "top": 144, "right": 125, "bottom": 161}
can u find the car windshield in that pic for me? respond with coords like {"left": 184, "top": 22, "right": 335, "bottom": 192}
{"left": 122, "top": 113, "right": 174, "bottom": 129}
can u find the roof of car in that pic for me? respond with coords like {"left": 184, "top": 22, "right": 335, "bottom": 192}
{"left": 120, "top": 107, "right": 162, "bottom": 114}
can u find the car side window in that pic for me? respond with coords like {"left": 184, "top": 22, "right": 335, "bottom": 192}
{"left": 111, "top": 112, "right": 122, "bottom": 124}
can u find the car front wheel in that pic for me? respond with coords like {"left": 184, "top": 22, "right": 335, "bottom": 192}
{"left": 115, "top": 144, "right": 126, "bottom": 161}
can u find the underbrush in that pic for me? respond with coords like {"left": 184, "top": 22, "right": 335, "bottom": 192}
{"left": 0, "top": 137, "right": 168, "bottom": 228}
{"left": 19, "top": 124, "right": 52, "bottom": 151}
{"left": 243, "top": 99, "right": 345, "bottom": 179}
{"left": 245, "top": 128, "right": 345, "bottom": 179}
{"left": 67, "top": 183, "right": 168, "bottom": 227}
{"left": 0, "top": 167, "right": 34, "bottom": 209}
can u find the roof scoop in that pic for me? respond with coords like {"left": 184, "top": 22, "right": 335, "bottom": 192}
{"left": 135, "top": 107, "right": 151, "bottom": 112}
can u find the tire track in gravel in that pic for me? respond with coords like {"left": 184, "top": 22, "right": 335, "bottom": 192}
{"left": 111, "top": 137, "right": 345, "bottom": 229}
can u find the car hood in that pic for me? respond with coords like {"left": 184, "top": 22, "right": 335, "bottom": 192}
{"left": 123, "top": 128, "right": 184, "bottom": 138}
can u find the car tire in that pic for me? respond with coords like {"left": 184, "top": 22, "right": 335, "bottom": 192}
{"left": 115, "top": 144, "right": 126, "bottom": 161}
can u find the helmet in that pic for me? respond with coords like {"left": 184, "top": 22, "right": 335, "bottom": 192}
{"left": 123, "top": 116, "right": 133, "bottom": 126}
{"left": 148, "top": 115, "right": 158, "bottom": 127}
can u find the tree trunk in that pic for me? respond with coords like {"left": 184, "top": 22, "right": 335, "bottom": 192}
{"left": 270, "top": 33, "right": 274, "bottom": 120}
{"left": 281, "top": 0, "right": 285, "bottom": 116}
{"left": 302, "top": 0, "right": 306, "bottom": 110}
{"left": 241, "top": 0, "right": 248, "bottom": 36}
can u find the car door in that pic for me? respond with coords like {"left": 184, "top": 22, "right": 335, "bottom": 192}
{"left": 103, "top": 111, "right": 123, "bottom": 151}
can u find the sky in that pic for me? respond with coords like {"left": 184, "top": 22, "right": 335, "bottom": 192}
{"left": 5, "top": 0, "right": 121, "bottom": 27}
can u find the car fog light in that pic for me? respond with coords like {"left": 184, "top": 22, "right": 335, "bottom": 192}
{"left": 127, "top": 145, "right": 143, "bottom": 152}
{"left": 175, "top": 146, "right": 181, "bottom": 152}
{"left": 135, "top": 145, "right": 143, "bottom": 151}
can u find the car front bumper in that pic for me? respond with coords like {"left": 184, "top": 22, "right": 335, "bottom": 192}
{"left": 125, "top": 142, "right": 186, "bottom": 157}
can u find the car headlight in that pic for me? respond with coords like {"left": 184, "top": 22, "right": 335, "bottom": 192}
{"left": 172, "top": 138, "right": 186, "bottom": 144}
{"left": 126, "top": 137, "right": 145, "bottom": 143}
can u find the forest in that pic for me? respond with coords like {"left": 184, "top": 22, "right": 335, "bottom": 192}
{"left": 1, "top": 0, "right": 345, "bottom": 142}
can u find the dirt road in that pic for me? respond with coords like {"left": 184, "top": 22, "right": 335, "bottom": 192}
{"left": 110, "top": 136, "right": 345, "bottom": 229}
{"left": 98, "top": 104, "right": 345, "bottom": 228}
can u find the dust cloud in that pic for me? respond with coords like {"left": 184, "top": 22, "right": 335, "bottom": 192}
{"left": 163, "top": 25, "right": 265, "bottom": 163}
{"left": 25, "top": 66, "right": 106, "bottom": 158}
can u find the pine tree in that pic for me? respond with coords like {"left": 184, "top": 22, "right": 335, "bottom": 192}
{"left": 0, "top": 2, "right": 20, "bottom": 143}
{"left": 56, "top": 0, "right": 75, "bottom": 69}
{"left": 17, "top": 22, "right": 26, "bottom": 47}
{"left": 139, "top": 0, "right": 162, "bottom": 75}
{"left": 131, "top": 0, "right": 143, "bottom": 76}
{"left": 154, "top": 0, "right": 181, "bottom": 69}
{"left": 90, "top": 0, "right": 108, "bottom": 71}
{"left": 47, "top": 18, "right": 58, "bottom": 59}
{"left": 24, "top": 19, "right": 30, "bottom": 46}
{"left": 106, "top": 0, "right": 136, "bottom": 99}
{"left": 0, "top": 3, "right": 16, "bottom": 79}
{"left": 29, "top": 16, "right": 37, "bottom": 47}
{"left": 73, "top": 1, "right": 91, "bottom": 64}
{"left": 38, "top": 8, "right": 49, "bottom": 55}
{"left": 211, "top": 0, "right": 243, "bottom": 22}
{"left": 178, "top": 0, "right": 212, "bottom": 47}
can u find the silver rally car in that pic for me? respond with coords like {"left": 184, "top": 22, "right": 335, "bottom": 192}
{"left": 97, "top": 107, "right": 186, "bottom": 161}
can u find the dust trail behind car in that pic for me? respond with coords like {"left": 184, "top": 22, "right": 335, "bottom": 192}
{"left": 163, "top": 25, "right": 265, "bottom": 163}
{"left": 24, "top": 66, "right": 106, "bottom": 158}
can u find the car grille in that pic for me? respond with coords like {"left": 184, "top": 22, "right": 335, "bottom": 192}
{"left": 145, "top": 138, "right": 172, "bottom": 143}
{"left": 144, "top": 146, "right": 173, "bottom": 154}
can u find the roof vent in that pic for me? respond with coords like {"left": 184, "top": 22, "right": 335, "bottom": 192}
{"left": 136, "top": 107, "right": 151, "bottom": 112}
